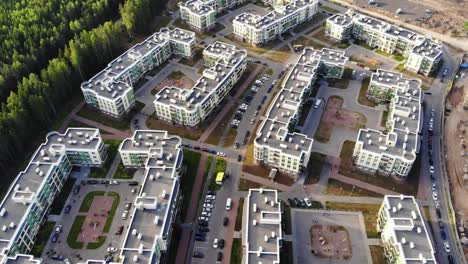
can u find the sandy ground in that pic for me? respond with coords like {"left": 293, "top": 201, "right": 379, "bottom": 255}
{"left": 323, "top": 96, "right": 367, "bottom": 130}
{"left": 310, "top": 225, "right": 352, "bottom": 259}
{"left": 78, "top": 196, "right": 114, "bottom": 243}
{"left": 152, "top": 76, "right": 194, "bottom": 95}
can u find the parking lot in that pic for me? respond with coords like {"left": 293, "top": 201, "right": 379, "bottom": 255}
{"left": 291, "top": 209, "right": 372, "bottom": 264}
{"left": 42, "top": 170, "right": 145, "bottom": 263}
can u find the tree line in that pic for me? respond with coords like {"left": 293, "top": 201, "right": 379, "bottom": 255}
{"left": 0, "top": 0, "right": 165, "bottom": 183}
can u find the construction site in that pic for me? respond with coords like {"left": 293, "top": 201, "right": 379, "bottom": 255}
{"left": 444, "top": 55, "right": 468, "bottom": 257}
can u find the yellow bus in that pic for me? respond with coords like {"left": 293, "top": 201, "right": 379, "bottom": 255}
{"left": 215, "top": 172, "right": 225, "bottom": 185}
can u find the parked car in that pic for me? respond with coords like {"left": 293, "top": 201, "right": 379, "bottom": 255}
{"left": 87, "top": 180, "right": 99, "bottom": 185}
{"left": 107, "top": 247, "right": 118, "bottom": 253}
{"left": 73, "top": 185, "right": 80, "bottom": 194}
{"left": 109, "top": 180, "right": 119, "bottom": 185}
{"left": 199, "top": 221, "right": 209, "bottom": 227}
{"left": 213, "top": 238, "right": 219, "bottom": 249}
{"left": 55, "top": 225, "right": 63, "bottom": 233}
{"left": 115, "top": 226, "right": 124, "bottom": 235}
{"left": 432, "top": 183, "right": 436, "bottom": 191}
{"left": 204, "top": 203, "right": 214, "bottom": 208}
{"left": 293, "top": 198, "right": 301, "bottom": 207}
{"left": 217, "top": 252, "right": 223, "bottom": 261}
{"left": 128, "top": 181, "right": 138, "bottom": 186}
{"left": 199, "top": 216, "right": 209, "bottom": 221}
{"left": 122, "top": 210, "right": 129, "bottom": 220}
{"left": 444, "top": 241, "right": 451, "bottom": 252}
{"left": 441, "top": 229, "right": 447, "bottom": 240}
{"left": 100, "top": 180, "right": 110, "bottom": 184}
{"left": 64, "top": 205, "right": 72, "bottom": 214}
{"left": 234, "top": 142, "right": 239, "bottom": 149}
{"left": 201, "top": 148, "right": 209, "bottom": 152}
{"left": 199, "top": 226, "right": 210, "bottom": 232}
{"left": 287, "top": 198, "right": 294, "bottom": 207}
{"left": 304, "top": 198, "right": 312, "bottom": 207}
{"left": 51, "top": 255, "right": 64, "bottom": 261}
{"left": 429, "top": 166, "right": 435, "bottom": 174}
{"left": 194, "top": 146, "right": 200, "bottom": 150}
{"left": 125, "top": 202, "right": 131, "bottom": 210}
{"left": 432, "top": 191, "right": 438, "bottom": 200}
{"left": 193, "top": 251, "right": 204, "bottom": 258}
{"left": 219, "top": 239, "right": 225, "bottom": 249}
{"left": 52, "top": 233, "right": 59, "bottom": 243}
{"left": 64, "top": 259, "right": 72, "bottom": 264}
{"left": 238, "top": 155, "right": 242, "bottom": 162}
{"left": 223, "top": 217, "right": 229, "bottom": 226}
{"left": 195, "top": 235, "right": 206, "bottom": 241}
{"left": 448, "top": 255, "right": 454, "bottom": 264}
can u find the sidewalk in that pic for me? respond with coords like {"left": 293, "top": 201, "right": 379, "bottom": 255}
{"left": 241, "top": 173, "right": 292, "bottom": 192}
{"left": 223, "top": 197, "right": 240, "bottom": 264}
{"left": 59, "top": 101, "right": 85, "bottom": 133}
{"left": 72, "top": 116, "right": 132, "bottom": 138}
{"left": 175, "top": 154, "right": 208, "bottom": 264}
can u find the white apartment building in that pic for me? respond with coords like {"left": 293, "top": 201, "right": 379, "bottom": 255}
{"left": 233, "top": 0, "right": 318, "bottom": 46}
{"left": 377, "top": 195, "right": 436, "bottom": 264}
{"left": 153, "top": 41, "right": 247, "bottom": 127}
{"left": 353, "top": 69, "right": 423, "bottom": 180}
{"left": 242, "top": 189, "right": 282, "bottom": 264}
{"left": 326, "top": 10, "right": 443, "bottom": 76}
{"left": 0, "top": 128, "right": 106, "bottom": 258}
{"left": 180, "top": 0, "right": 216, "bottom": 32}
{"left": 254, "top": 47, "right": 347, "bottom": 175}
{"left": 180, "top": 0, "right": 246, "bottom": 31}
{"left": 117, "top": 130, "right": 183, "bottom": 264}
{"left": 81, "top": 28, "right": 196, "bottom": 118}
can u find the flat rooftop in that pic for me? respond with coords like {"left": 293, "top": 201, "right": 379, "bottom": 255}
{"left": 81, "top": 27, "right": 195, "bottom": 99}
{"left": 181, "top": 0, "right": 215, "bottom": 16}
{"left": 382, "top": 195, "right": 436, "bottom": 263}
{"left": 119, "top": 130, "right": 182, "bottom": 263}
{"left": 359, "top": 69, "right": 422, "bottom": 160}
{"left": 154, "top": 41, "right": 246, "bottom": 111}
{"left": 234, "top": 0, "right": 317, "bottom": 28}
{"left": 245, "top": 189, "right": 282, "bottom": 264}
{"left": 327, "top": 12, "right": 353, "bottom": 27}
{"left": 0, "top": 128, "right": 101, "bottom": 244}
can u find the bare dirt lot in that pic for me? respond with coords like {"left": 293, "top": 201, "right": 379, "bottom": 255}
{"left": 352, "top": 0, "right": 468, "bottom": 37}
{"left": 151, "top": 71, "right": 194, "bottom": 95}
{"left": 311, "top": 224, "right": 352, "bottom": 259}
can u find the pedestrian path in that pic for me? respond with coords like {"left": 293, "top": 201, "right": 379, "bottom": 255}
{"left": 241, "top": 173, "right": 292, "bottom": 192}
{"left": 330, "top": 173, "right": 399, "bottom": 195}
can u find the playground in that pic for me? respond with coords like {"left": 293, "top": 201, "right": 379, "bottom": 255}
{"left": 310, "top": 224, "right": 352, "bottom": 259}
{"left": 78, "top": 196, "right": 114, "bottom": 244}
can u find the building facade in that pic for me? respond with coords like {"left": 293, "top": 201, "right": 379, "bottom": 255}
{"left": 254, "top": 47, "right": 347, "bottom": 175}
{"left": 0, "top": 128, "right": 106, "bottom": 258}
{"left": 377, "top": 195, "right": 436, "bottom": 264}
{"left": 153, "top": 41, "right": 247, "bottom": 127}
{"left": 353, "top": 69, "right": 423, "bottom": 180}
{"left": 325, "top": 10, "right": 442, "bottom": 76}
{"left": 179, "top": 0, "right": 247, "bottom": 31}
{"left": 233, "top": 0, "right": 318, "bottom": 46}
{"left": 81, "top": 28, "right": 196, "bottom": 118}
{"left": 243, "top": 189, "right": 282, "bottom": 264}
{"left": 117, "top": 130, "right": 183, "bottom": 264}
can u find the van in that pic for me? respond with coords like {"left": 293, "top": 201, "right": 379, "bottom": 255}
{"left": 313, "top": 99, "right": 322, "bottom": 109}
{"left": 225, "top": 198, "right": 232, "bottom": 211}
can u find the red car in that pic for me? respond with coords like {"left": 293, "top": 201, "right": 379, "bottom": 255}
{"left": 194, "top": 146, "right": 200, "bottom": 150}
{"left": 202, "top": 148, "right": 209, "bottom": 152}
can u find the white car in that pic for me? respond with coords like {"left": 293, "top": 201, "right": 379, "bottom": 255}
{"left": 199, "top": 216, "right": 209, "bottom": 221}
{"left": 250, "top": 118, "right": 255, "bottom": 124}
{"left": 64, "top": 259, "right": 72, "bottom": 264}
{"left": 217, "top": 152, "right": 226, "bottom": 157}
{"left": 432, "top": 183, "right": 436, "bottom": 191}
{"left": 432, "top": 191, "right": 438, "bottom": 201}
{"left": 201, "top": 211, "right": 211, "bottom": 217}
{"left": 203, "top": 203, "right": 214, "bottom": 208}
{"left": 206, "top": 195, "right": 216, "bottom": 200}
{"left": 304, "top": 198, "right": 312, "bottom": 207}
{"left": 429, "top": 166, "right": 435, "bottom": 174}
{"left": 444, "top": 242, "right": 450, "bottom": 253}
{"left": 434, "top": 200, "right": 440, "bottom": 209}
{"left": 272, "top": 80, "right": 277, "bottom": 85}
{"left": 55, "top": 225, "right": 63, "bottom": 233}
{"left": 107, "top": 247, "right": 118, "bottom": 253}
{"left": 213, "top": 238, "right": 219, "bottom": 249}
{"left": 109, "top": 180, "right": 119, "bottom": 185}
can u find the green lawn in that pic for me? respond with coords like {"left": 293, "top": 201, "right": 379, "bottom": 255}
{"left": 325, "top": 179, "right": 383, "bottom": 197}
{"left": 86, "top": 236, "right": 107, "bottom": 249}
{"left": 358, "top": 77, "right": 378, "bottom": 107}
{"left": 31, "top": 221, "right": 55, "bottom": 257}
{"left": 50, "top": 178, "right": 76, "bottom": 215}
{"left": 230, "top": 238, "right": 242, "bottom": 264}
{"left": 320, "top": 5, "right": 340, "bottom": 13}
{"left": 103, "top": 192, "right": 120, "bottom": 233}
{"left": 113, "top": 163, "right": 135, "bottom": 179}
{"left": 76, "top": 101, "right": 144, "bottom": 130}
{"left": 238, "top": 178, "right": 263, "bottom": 191}
{"left": 79, "top": 191, "right": 106, "bottom": 213}
{"left": 180, "top": 149, "right": 202, "bottom": 222}
{"left": 325, "top": 202, "right": 381, "bottom": 238}
{"left": 235, "top": 198, "right": 245, "bottom": 231}
{"left": 67, "top": 216, "right": 85, "bottom": 249}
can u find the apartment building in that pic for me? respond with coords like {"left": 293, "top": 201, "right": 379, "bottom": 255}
{"left": 243, "top": 189, "right": 282, "bottom": 264}
{"left": 154, "top": 41, "right": 247, "bottom": 127}
{"left": 180, "top": 0, "right": 216, "bottom": 32}
{"left": 326, "top": 10, "right": 443, "bottom": 76}
{"left": 180, "top": 0, "right": 246, "bottom": 31}
{"left": 0, "top": 128, "right": 106, "bottom": 258}
{"left": 254, "top": 47, "right": 347, "bottom": 175}
{"left": 353, "top": 69, "right": 423, "bottom": 180}
{"left": 81, "top": 28, "right": 196, "bottom": 118}
{"left": 118, "top": 130, "right": 183, "bottom": 264}
{"left": 377, "top": 195, "right": 436, "bottom": 264}
{"left": 233, "top": 0, "right": 318, "bottom": 46}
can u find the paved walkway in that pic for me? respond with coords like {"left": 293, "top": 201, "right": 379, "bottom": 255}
{"left": 241, "top": 173, "right": 292, "bottom": 192}
{"left": 223, "top": 197, "right": 240, "bottom": 264}
{"left": 175, "top": 154, "right": 208, "bottom": 264}
{"left": 330, "top": 173, "right": 399, "bottom": 195}
{"left": 105, "top": 155, "right": 121, "bottom": 179}
{"left": 72, "top": 116, "right": 132, "bottom": 138}
{"left": 59, "top": 101, "right": 85, "bottom": 133}
{"left": 199, "top": 65, "right": 263, "bottom": 142}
